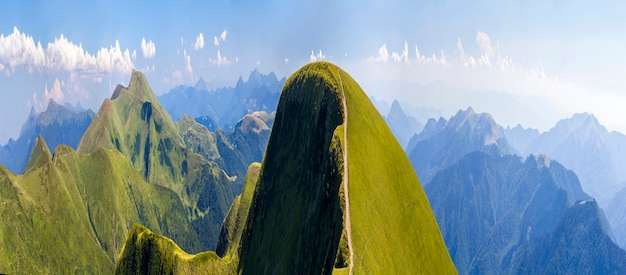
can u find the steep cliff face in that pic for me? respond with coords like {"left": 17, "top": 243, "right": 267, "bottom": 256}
{"left": 116, "top": 62, "right": 456, "bottom": 274}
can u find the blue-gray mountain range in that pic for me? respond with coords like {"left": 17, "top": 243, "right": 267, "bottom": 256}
{"left": 0, "top": 99, "right": 95, "bottom": 173}
{"left": 158, "top": 69, "right": 284, "bottom": 132}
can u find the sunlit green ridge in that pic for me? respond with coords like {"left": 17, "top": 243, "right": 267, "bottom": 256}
{"left": 116, "top": 62, "right": 456, "bottom": 274}
{"left": 78, "top": 70, "right": 235, "bottom": 250}
{"left": 0, "top": 135, "right": 199, "bottom": 273}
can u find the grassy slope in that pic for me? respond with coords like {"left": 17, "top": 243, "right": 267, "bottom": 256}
{"left": 77, "top": 70, "right": 234, "bottom": 250}
{"left": 115, "top": 225, "right": 234, "bottom": 274}
{"left": 115, "top": 162, "right": 266, "bottom": 274}
{"left": 115, "top": 62, "right": 455, "bottom": 274}
{"left": 336, "top": 64, "right": 455, "bottom": 274}
{"left": 0, "top": 136, "right": 201, "bottom": 273}
{"left": 0, "top": 137, "right": 112, "bottom": 274}
{"left": 215, "top": 162, "right": 261, "bottom": 258}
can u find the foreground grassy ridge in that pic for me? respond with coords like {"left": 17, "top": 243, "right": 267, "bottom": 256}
{"left": 0, "top": 138, "right": 112, "bottom": 274}
{"left": 115, "top": 225, "right": 235, "bottom": 274}
{"left": 116, "top": 162, "right": 266, "bottom": 274}
{"left": 115, "top": 62, "right": 455, "bottom": 274}
{"left": 215, "top": 162, "right": 261, "bottom": 258}
{"left": 78, "top": 70, "right": 235, "bottom": 250}
{"left": 238, "top": 62, "right": 346, "bottom": 274}
{"left": 336, "top": 64, "right": 456, "bottom": 274}
{"left": 0, "top": 135, "right": 200, "bottom": 273}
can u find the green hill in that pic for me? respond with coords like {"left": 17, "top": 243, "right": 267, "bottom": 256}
{"left": 116, "top": 62, "right": 455, "bottom": 274}
{"left": 78, "top": 70, "right": 235, "bottom": 250}
{"left": 0, "top": 135, "right": 200, "bottom": 273}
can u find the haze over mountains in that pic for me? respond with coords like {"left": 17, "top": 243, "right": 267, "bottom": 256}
{"left": 0, "top": 100, "right": 95, "bottom": 174}
{"left": 2, "top": 63, "right": 626, "bottom": 274}
{"left": 401, "top": 104, "right": 626, "bottom": 272}
{"left": 116, "top": 62, "right": 455, "bottom": 274}
{"left": 0, "top": 68, "right": 280, "bottom": 273}
{"left": 427, "top": 152, "right": 625, "bottom": 274}
{"left": 407, "top": 107, "right": 517, "bottom": 184}
{"left": 384, "top": 100, "right": 423, "bottom": 149}
{"left": 158, "top": 69, "right": 284, "bottom": 132}
{"left": 503, "top": 113, "right": 626, "bottom": 249}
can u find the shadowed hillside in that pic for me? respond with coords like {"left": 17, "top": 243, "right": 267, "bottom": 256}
{"left": 116, "top": 62, "right": 455, "bottom": 274}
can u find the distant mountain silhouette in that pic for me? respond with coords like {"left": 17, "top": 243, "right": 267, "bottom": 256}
{"left": 406, "top": 107, "right": 516, "bottom": 184}
{"left": 520, "top": 113, "right": 626, "bottom": 207}
{"left": 384, "top": 99, "right": 423, "bottom": 149}
{"left": 0, "top": 99, "right": 95, "bottom": 173}
{"left": 502, "top": 124, "right": 539, "bottom": 154}
{"left": 158, "top": 69, "right": 285, "bottom": 131}
{"left": 426, "top": 151, "right": 624, "bottom": 274}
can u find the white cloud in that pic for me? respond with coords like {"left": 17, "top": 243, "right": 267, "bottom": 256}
{"left": 457, "top": 38, "right": 476, "bottom": 68}
{"left": 213, "top": 30, "right": 228, "bottom": 47}
{"left": 366, "top": 44, "right": 389, "bottom": 63}
{"left": 95, "top": 40, "right": 135, "bottom": 73}
{"left": 391, "top": 41, "right": 410, "bottom": 63}
{"left": 476, "top": 31, "right": 495, "bottom": 58}
{"left": 368, "top": 43, "right": 417, "bottom": 64}
{"left": 455, "top": 31, "right": 516, "bottom": 71}
{"left": 532, "top": 60, "right": 546, "bottom": 79}
{"left": 284, "top": 58, "right": 289, "bottom": 64}
{"left": 132, "top": 50, "right": 137, "bottom": 60}
{"left": 0, "top": 27, "right": 133, "bottom": 75}
{"left": 141, "top": 38, "right": 156, "bottom": 59}
{"left": 310, "top": 50, "right": 326, "bottom": 62}
{"left": 0, "top": 26, "right": 45, "bottom": 72}
{"left": 209, "top": 50, "right": 232, "bottom": 66}
{"left": 44, "top": 78, "right": 64, "bottom": 103}
{"left": 141, "top": 65, "right": 155, "bottom": 73}
{"left": 193, "top": 33, "right": 204, "bottom": 50}
{"left": 183, "top": 49, "right": 193, "bottom": 75}
{"left": 356, "top": 31, "right": 615, "bottom": 134}
{"left": 172, "top": 70, "right": 183, "bottom": 83}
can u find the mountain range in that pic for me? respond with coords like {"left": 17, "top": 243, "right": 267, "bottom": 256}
{"left": 115, "top": 62, "right": 456, "bottom": 274}
{"left": 0, "top": 100, "right": 94, "bottom": 174}
{"left": 504, "top": 113, "right": 626, "bottom": 248}
{"left": 391, "top": 104, "right": 626, "bottom": 273}
{"left": 0, "top": 135, "right": 200, "bottom": 273}
{"left": 158, "top": 69, "right": 285, "bottom": 131}
{"left": 77, "top": 71, "right": 241, "bottom": 251}
{"left": 425, "top": 151, "right": 626, "bottom": 273}
{"left": 0, "top": 68, "right": 280, "bottom": 273}
{"left": 406, "top": 107, "right": 517, "bottom": 184}
{"left": 2, "top": 62, "right": 623, "bottom": 274}
{"left": 384, "top": 99, "right": 423, "bottom": 149}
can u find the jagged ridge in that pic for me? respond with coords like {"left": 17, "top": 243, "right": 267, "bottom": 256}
{"left": 116, "top": 62, "right": 455, "bottom": 274}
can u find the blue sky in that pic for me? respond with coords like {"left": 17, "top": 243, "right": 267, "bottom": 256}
{"left": 1, "top": 0, "right": 626, "bottom": 143}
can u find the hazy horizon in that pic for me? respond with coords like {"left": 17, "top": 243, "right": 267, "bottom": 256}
{"left": 1, "top": 0, "right": 626, "bottom": 143}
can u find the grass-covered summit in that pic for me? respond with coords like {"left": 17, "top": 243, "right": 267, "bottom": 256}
{"left": 116, "top": 62, "right": 455, "bottom": 274}
{"left": 0, "top": 135, "right": 199, "bottom": 274}
{"left": 78, "top": 70, "right": 235, "bottom": 250}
